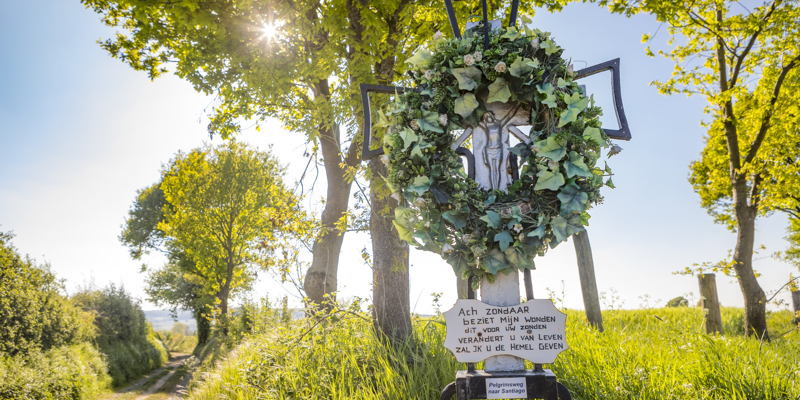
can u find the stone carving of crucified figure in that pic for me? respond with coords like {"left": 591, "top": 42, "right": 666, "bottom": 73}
{"left": 452, "top": 102, "right": 532, "bottom": 191}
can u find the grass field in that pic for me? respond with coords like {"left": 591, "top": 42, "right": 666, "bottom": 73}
{"left": 186, "top": 306, "right": 799, "bottom": 400}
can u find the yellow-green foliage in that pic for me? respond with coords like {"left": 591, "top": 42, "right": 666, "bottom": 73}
{"left": 0, "top": 342, "right": 112, "bottom": 400}
{"left": 188, "top": 307, "right": 799, "bottom": 400}
{"left": 157, "top": 329, "right": 199, "bottom": 354}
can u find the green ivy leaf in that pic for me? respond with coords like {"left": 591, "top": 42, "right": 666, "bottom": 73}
{"left": 510, "top": 57, "right": 535, "bottom": 78}
{"left": 536, "top": 83, "right": 557, "bottom": 108}
{"left": 534, "top": 169, "right": 565, "bottom": 191}
{"left": 583, "top": 126, "right": 608, "bottom": 148}
{"left": 407, "top": 176, "right": 430, "bottom": 195}
{"left": 564, "top": 151, "right": 593, "bottom": 178}
{"left": 482, "top": 249, "right": 510, "bottom": 275}
{"left": 501, "top": 27, "right": 519, "bottom": 40}
{"left": 394, "top": 207, "right": 414, "bottom": 229}
{"left": 451, "top": 66, "right": 482, "bottom": 90}
{"left": 527, "top": 224, "right": 546, "bottom": 238}
{"left": 392, "top": 221, "right": 415, "bottom": 242}
{"left": 442, "top": 210, "right": 468, "bottom": 230}
{"left": 550, "top": 214, "right": 583, "bottom": 243}
{"left": 541, "top": 39, "right": 558, "bottom": 55}
{"left": 410, "top": 143, "right": 429, "bottom": 162}
{"left": 557, "top": 183, "right": 589, "bottom": 216}
{"left": 487, "top": 78, "right": 512, "bottom": 103}
{"left": 399, "top": 128, "right": 418, "bottom": 150}
{"left": 454, "top": 93, "right": 479, "bottom": 118}
{"left": 558, "top": 92, "right": 590, "bottom": 127}
{"left": 534, "top": 136, "right": 566, "bottom": 161}
{"left": 417, "top": 111, "right": 443, "bottom": 133}
{"left": 405, "top": 49, "right": 432, "bottom": 69}
{"left": 480, "top": 210, "right": 501, "bottom": 228}
{"left": 606, "top": 177, "right": 616, "bottom": 188}
{"left": 446, "top": 251, "right": 470, "bottom": 276}
{"left": 494, "top": 230, "right": 513, "bottom": 252}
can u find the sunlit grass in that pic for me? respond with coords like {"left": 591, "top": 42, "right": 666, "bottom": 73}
{"left": 187, "top": 307, "right": 799, "bottom": 400}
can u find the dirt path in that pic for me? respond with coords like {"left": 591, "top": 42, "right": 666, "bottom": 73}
{"left": 102, "top": 353, "right": 192, "bottom": 400}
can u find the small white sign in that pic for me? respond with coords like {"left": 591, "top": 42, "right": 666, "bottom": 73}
{"left": 486, "top": 377, "right": 527, "bottom": 399}
{"left": 442, "top": 299, "right": 568, "bottom": 364}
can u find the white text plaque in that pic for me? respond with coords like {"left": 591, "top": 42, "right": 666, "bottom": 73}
{"left": 443, "top": 299, "right": 568, "bottom": 364}
{"left": 486, "top": 377, "right": 527, "bottom": 399}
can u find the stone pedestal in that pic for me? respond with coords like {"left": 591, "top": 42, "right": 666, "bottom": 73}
{"left": 481, "top": 271, "right": 525, "bottom": 371}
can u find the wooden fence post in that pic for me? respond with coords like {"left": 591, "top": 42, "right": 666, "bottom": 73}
{"left": 698, "top": 273, "right": 724, "bottom": 335}
{"left": 792, "top": 290, "right": 800, "bottom": 325}
{"left": 573, "top": 230, "right": 604, "bottom": 332}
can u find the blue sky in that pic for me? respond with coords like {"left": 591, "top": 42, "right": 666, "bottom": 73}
{"left": 0, "top": 0, "right": 796, "bottom": 314}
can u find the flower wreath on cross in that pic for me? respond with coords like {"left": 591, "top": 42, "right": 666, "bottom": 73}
{"left": 376, "top": 21, "right": 620, "bottom": 286}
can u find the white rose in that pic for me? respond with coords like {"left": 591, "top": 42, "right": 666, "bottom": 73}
{"left": 380, "top": 154, "right": 390, "bottom": 166}
{"left": 473, "top": 51, "right": 483, "bottom": 62}
{"left": 424, "top": 69, "right": 433, "bottom": 80}
{"left": 567, "top": 64, "right": 574, "bottom": 77}
{"left": 414, "top": 197, "right": 427, "bottom": 208}
{"left": 464, "top": 54, "right": 475, "bottom": 66}
{"left": 442, "top": 243, "right": 454, "bottom": 253}
{"left": 513, "top": 224, "right": 523, "bottom": 233}
{"left": 410, "top": 120, "right": 420, "bottom": 131}
{"left": 438, "top": 114, "right": 448, "bottom": 126}
{"left": 531, "top": 37, "right": 540, "bottom": 50}
{"left": 495, "top": 61, "right": 507, "bottom": 73}
{"left": 433, "top": 31, "right": 443, "bottom": 40}
{"left": 462, "top": 234, "right": 472, "bottom": 244}
{"left": 609, "top": 144, "right": 623, "bottom": 157}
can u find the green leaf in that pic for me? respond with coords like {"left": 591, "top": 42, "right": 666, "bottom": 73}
{"left": 410, "top": 144, "right": 428, "bottom": 162}
{"left": 509, "top": 57, "right": 535, "bottom": 78}
{"left": 494, "top": 231, "right": 513, "bottom": 252}
{"left": 480, "top": 210, "right": 501, "bottom": 228}
{"left": 564, "top": 151, "right": 593, "bottom": 178}
{"left": 487, "top": 78, "right": 512, "bottom": 103}
{"left": 417, "top": 111, "right": 443, "bottom": 133}
{"left": 557, "top": 183, "right": 589, "bottom": 216}
{"left": 541, "top": 39, "right": 558, "bottom": 55}
{"left": 534, "top": 169, "right": 565, "bottom": 191}
{"left": 606, "top": 177, "right": 615, "bottom": 188}
{"left": 558, "top": 92, "right": 590, "bottom": 127}
{"left": 583, "top": 126, "right": 608, "bottom": 148}
{"left": 534, "top": 136, "right": 566, "bottom": 161}
{"left": 536, "top": 83, "right": 557, "bottom": 108}
{"left": 407, "top": 176, "right": 430, "bottom": 195}
{"left": 394, "top": 206, "right": 414, "bottom": 229}
{"left": 527, "top": 224, "right": 546, "bottom": 238}
{"left": 446, "top": 252, "right": 470, "bottom": 276}
{"left": 399, "top": 128, "right": 418, "bottom": 150}
{"left": 501, "top": 27, "right": 519, "bottom": 40}
{"left": 405, "top": 49, "right": 432, "bottom": 69}
{"left": 551, "top": 214, "right": 585, "bottom": 244}
{"left": 454, "top": 93, "right": 479, "bottom": 118}
{"left": 482, "top": 249, "right": 510, "bottom": 275}
{"left": 442, "top": 210, "right": 468, "bottom": 230}
{"left": 392, "top": 221, "right": 415, "bottom": 242}
{"left": 451, "top": 66, "right": 482, "bottom": 90}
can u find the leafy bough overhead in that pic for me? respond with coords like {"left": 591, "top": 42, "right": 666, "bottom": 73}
{"left": 379, "top": 22, "right": 618, "bottom": 285}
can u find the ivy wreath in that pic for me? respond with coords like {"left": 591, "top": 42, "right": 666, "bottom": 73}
{"left": 378, "top": 23, "right": 619, "bottom": 286}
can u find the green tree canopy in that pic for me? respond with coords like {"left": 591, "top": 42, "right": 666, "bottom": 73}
{"left": 121, "top": 142, "right": 311, "bottom": 334}
{"left": 601, "top": 0, "right": 800, "bottom": 337}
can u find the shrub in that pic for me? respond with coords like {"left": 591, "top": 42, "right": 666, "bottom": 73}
{"left": 0, "top": 342, "right": 112, "bottom": 400}
{"left": 0, "top": 232, "right": 94, "bottom": 356}
{"left": 665, "top": 296, "right": 689, "bottom": 307}
{"left": 73, "top": 283, "right": 167, "bottom": 386}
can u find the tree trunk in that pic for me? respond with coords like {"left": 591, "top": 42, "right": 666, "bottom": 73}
{"left": 303, "top": 80, "right": 356, "bottom": 308}
{"left": 219, "top": 285, "right": 230, "bottom": 336}
{"left": 369, "top": 158, "right": 412, "bottom": 342}
{"left": 732, "top": 200, "right": 769, "bottom": 339}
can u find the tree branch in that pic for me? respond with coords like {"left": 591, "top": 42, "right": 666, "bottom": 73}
{"left": 743, "top": 53, "right": 800, "bottom": 166}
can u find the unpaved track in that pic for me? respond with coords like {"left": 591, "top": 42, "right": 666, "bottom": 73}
{"left": 107, "top": 353, "right": 191, "bottom": 400}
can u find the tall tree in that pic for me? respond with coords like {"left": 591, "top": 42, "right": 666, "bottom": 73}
{"left": 121, "top": 142, "right": 309, "bottom": 334}
{"left": 602, "top": 0, "right": 800, "bottom": 337}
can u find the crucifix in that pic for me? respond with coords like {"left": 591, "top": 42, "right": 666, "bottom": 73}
{"left": 359, "top": 0, "right": 632, "bottom": 397}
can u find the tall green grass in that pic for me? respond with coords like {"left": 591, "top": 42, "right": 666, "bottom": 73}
{"left": 157, "top": 330, "right": 199, "bottom": 353}
{"left": 0, "top": 342, "right": 112, "bottom": 399}
{"left": 187, "top": 307, "right": 798, "bottom": 400}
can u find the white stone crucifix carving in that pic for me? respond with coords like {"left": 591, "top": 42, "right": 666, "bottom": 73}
{"left": 451, "top": 101, "right": 532, "bottom": 191}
